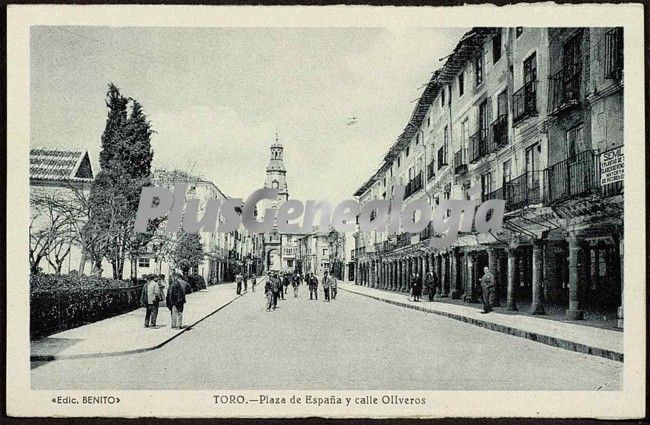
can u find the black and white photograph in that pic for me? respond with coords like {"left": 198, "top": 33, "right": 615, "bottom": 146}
{"left": 6, "top": 3, "right": 645, "bottom": 419}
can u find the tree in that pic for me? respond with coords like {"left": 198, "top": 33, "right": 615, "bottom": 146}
{"left": 85, "top": 83, "right": 157, "bottom": 279}
{"left": 171, "top": 231, "right": 204, "bottom": 278}
{"left": 29, "top": 190, "right": 73, "bottom": 274}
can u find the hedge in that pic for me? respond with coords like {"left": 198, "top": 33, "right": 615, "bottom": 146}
{"left": 30, "top": 274, "right": 146, "bottom": 340}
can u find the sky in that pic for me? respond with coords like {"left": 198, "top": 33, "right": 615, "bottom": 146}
{"left": 31, "top": 26, "right": 468, "bottom": 204}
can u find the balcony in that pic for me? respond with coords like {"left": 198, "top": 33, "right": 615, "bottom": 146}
{"left": 404, "top": 172, "right": 423, "bottom": 199}
{"left": 396, "top": 232, "right": 411, "bottom": 248}
{"left": 419, "top": 222, "right": 434, "bottom": 241}
{"left": 437, "top": 147, "right": 447, "bottom": 170}
{"left": 454, "top": 148, "right": 467, "bottom": 174}
{"left": 482, "top": 186, "right": 503, "bottom": 203}
{"left": 490, "top": 114, "right": 508, "bottom": 149}
{"left": 469, "top": 128, "right": 489, "bottom": 163}
{"left": 604, "top": 28, "right": 623, "bottom": 81}
{"left": 543, "top": 150, "right": 598, "bottom": 204}
{"left": 503, "top": 171, "right": 543, "bottom": 212}
{"left": 548, "top": 64, "right": 581, "bottom": 115}
{"left": 512, "top": 81, "right": 538, "bottom": 124}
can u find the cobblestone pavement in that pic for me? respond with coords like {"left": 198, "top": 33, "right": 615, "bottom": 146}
{"left": 31, "top": 284, "right": 622, "bottom": 390}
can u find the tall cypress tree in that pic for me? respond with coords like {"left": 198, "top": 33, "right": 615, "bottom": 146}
{"left": 86, "top": 83, "right": 157, "bottom": 279}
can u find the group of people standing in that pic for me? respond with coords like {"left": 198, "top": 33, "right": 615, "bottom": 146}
{"left": 409, "top": 266, "right": 497, "bottom": 313}
{"left": 264, "top": 269, "right": 338, "bottom": 311}
{"left": 140, "top": 272, "right": 189, "bottom": 329}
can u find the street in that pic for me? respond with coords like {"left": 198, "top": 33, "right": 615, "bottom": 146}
{"left": 31, "top": 285, "right": 622, "bottom": 391}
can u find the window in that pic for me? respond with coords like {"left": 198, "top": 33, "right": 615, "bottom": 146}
{"left": 503, "top": 159, "right": 512, "bottom": 185}
{"left": 524, "top": 53, "right": 537, "bottom": 85}
{"left": 461, "top": 118, "right": 469, "bottom": 151}
{"left": 441, "top": 88, "right": 445, "bottom": 107}
{"left": 397, "top": 155, "right": 401, "bottom": 167}
{"left": 525, "top": 143, "right": 540, "bottom": 189}
{"left": 481, "top": 172, "right": 492, "bottom": 199}
{"left": 458, "top": 72, "right": 464, "bottom": 97}
{"left": 406, "top": 146, "right": 410, "bottom": 157}
{"left": 416, "top": 132, "right": 420, "bottom": 145}
{"left": 443, "top": 125, "right": 449, "bottom": 161}
{"left": 566, "top": 126, "right": 584, "bottom": 159}
{"left": 475, "top": 53, "right": 484, "bottom": 86}
{"left": 409, "top": 166, "right": 415, "bottom": 181}
{"left": 427, "top": 115, "right": 431, "bottom": 127}
{"left": 516, "top": 27, "right": 523, "bottom": 38}
{"left": 322, "top": 249, "right": 327, "bottom": 256}
{"left": 138, "top": 258, "right": 150, "bottom": 268}
{"left": 271, "top": 180, "right": 279, "bottom": 189}
{"left": 497, "top": 90, "right": 508, "bottom": 117}
{"left": 493, "top": 30, "right": 502, "bottom": 63}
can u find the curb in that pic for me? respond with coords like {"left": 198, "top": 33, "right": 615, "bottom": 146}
{"left": 341, "top": 286, "right": 623, "bottom": 363}
{"left": 30, "top": 281, "right": 260, "bottom": 362}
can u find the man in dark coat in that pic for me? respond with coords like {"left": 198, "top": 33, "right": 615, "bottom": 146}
{"left": 166, "top": 275, "right": 187, "bottom": 328}
{"left": 308, "top": 273, "right": 318, "bottom": 300}
{"left": 282, "top": 273, "right": 291, "bottom": 297}
{"left": 264, "top": 274, "right": 273, "bottom": 311}
{"left": 411, "top": 272, "right": 423, "bottom": 302}
{"left": 480, "top": 266, "right": 496, "bottom": 313}
{"left": 424, "top": 268, "right": 439, "bottom": 302}
{"left": 270, "top": 272, "right": 282, "bottom": 309}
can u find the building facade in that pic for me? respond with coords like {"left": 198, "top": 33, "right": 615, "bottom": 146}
{"left": 352, "top": 27, "right": 624, "bottom": 327}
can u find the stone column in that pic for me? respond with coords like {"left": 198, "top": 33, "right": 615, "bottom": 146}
{"left": 389, "top": 261, "right": 394, "bottom": 291}
{"left": 530, "top": 239, "right": 545, "bottom": 315}
{"left": 488, "top": 247, "right": 500, "bottom": 307}
{"left": 382, "top": 261, "right": 387, "bottom": 289}
{"left": 617, "top": 233, "right": 624, "bottom": 328}
{"left": 440, "top": 253, "right": 448, "bottom": 297}
{"left": 566, "top": 236, "right": 584, "bottom": 320}
{"left": 506, "top": 247, "right": 518, "bottom": 311}
{"left": 450, "top": 250, "right": 459, "bottom": 299}
{"left": 465, "top": 252, "right": 477, "bottom": 302}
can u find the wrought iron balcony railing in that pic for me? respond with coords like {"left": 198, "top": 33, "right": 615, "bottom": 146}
{"left": 469, "top": 128, "right": 489, "bottom": 163}
{"left": 404, "top": 172, "right": 423, "bottom": 199}
{"left": 543, "top": 150, "right": 598, "bottom": 204}
{"left": 548, "top": 64, "right": 582, "bottom": 115}
{"left": 454, "top": 148, "right": 468, "bottom": 174}
{"left": 503, "top": 171, "right": 543, "bottom": 212}
{"left": 513, "top": 80, "right": 538, "bottom": 124}
{"left": 490, "top": 114, "right": 508, "bottom": 148}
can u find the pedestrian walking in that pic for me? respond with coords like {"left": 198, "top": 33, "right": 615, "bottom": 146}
{"left": 411, "top": 272, "right": 423, "bottom": 302}
{"left": 264, "top": 275, "right": 273, "bottom": 311}
{"left": 480, "top": 266, "right": 496, "bottom": 313}
{"left": 235, "top": 271, "right": 243, "bottom": 295}
{"left": 329, "top": 273, "right": 338, "bottom": 300}
{"left": 144, "top": 275, "right": 162, "bottom": 328}
{"left": 322, "top": 270, "right": 331, "bottom": 302}
{"left": 270, "top": 272, "right": 282, "bottom": 309}
{"left": 243, "top": 273, "right": 248, "bottom": 292}
{"left": 424, "top": 268, "right": 438, "bottom": 302}
{"left": 166, "top": 274, "right": 187, "bottom": 329}
{"left": 292, "top": 272, "right": 300, "bottom": 298}
{"left": 251, "top": 275, "right": 257, "bottom": 292}
{"left": 282, "top": 273, "right": 290, "bottom": 297}
{"left": 308, "top": 273, "right": 319, "bottom": 300}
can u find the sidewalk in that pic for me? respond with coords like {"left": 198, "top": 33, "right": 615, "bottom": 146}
{"left": 339, "top": 283, "right": 623, "bottom": 362}
{"left": 31, "top": 278, "right": 264, "bottom": 361}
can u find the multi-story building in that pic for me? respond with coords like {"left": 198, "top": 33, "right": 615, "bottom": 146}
{"left": 296, "top": 227, "right": 346, "bottom": 278}
{"left": 146, "top": 169, "right": 262, "bottom": 283}
{"left": 352, "top": 27, "right": 624, "bottom": 327}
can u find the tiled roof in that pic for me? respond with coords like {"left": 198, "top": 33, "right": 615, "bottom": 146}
{"left": 30, "top": 148, "right": 94, "bottom": 182}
